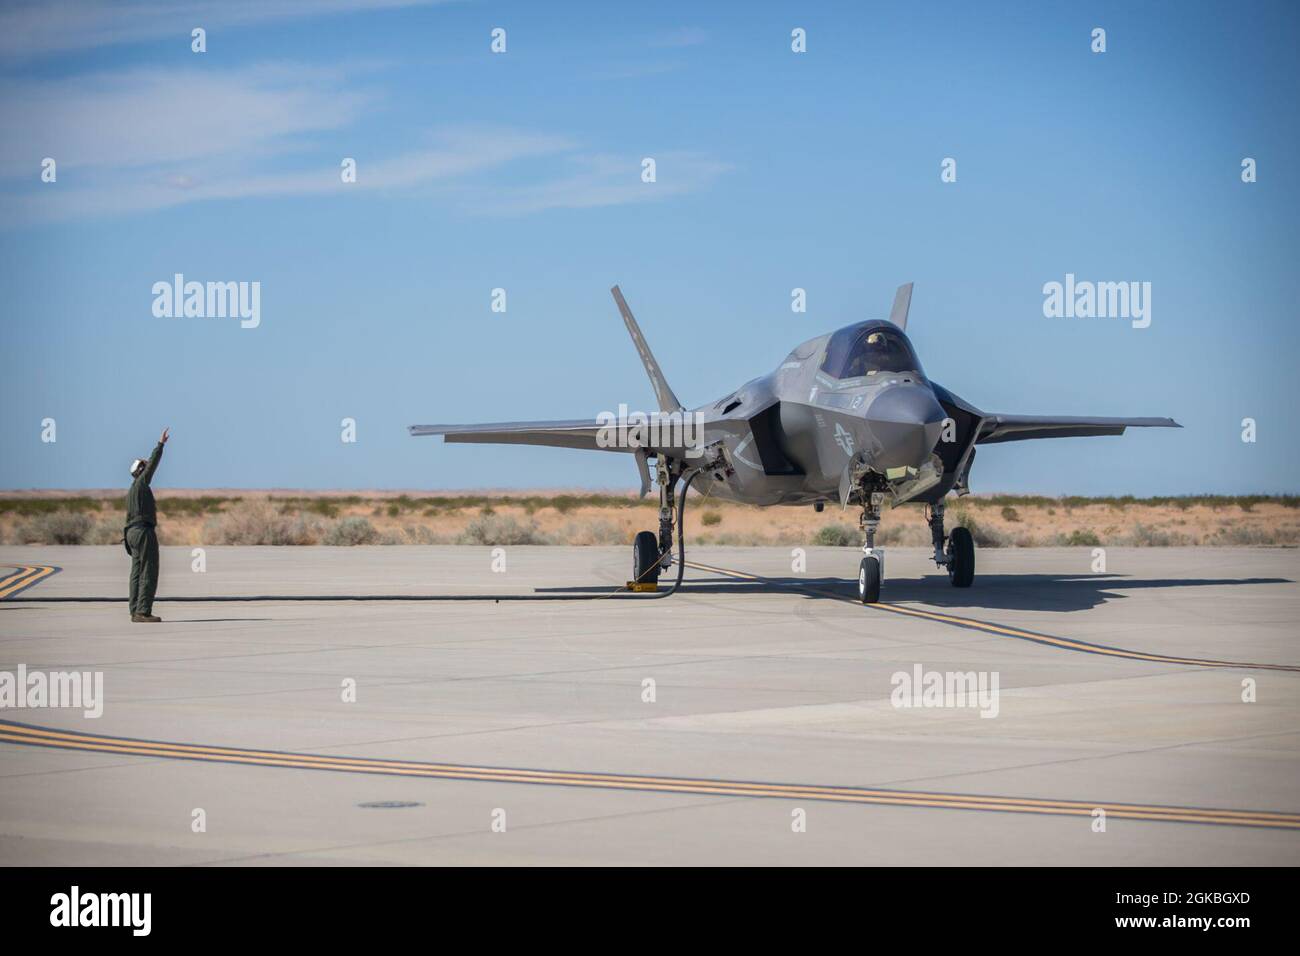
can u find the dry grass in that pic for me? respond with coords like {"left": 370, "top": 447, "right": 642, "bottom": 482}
{"left": 1, "top": 491, "right": 1296, "bottom": 547}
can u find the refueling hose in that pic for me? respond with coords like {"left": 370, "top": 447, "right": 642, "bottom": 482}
{"left": 638, "top": 467, "right": 701, "bottom": 599}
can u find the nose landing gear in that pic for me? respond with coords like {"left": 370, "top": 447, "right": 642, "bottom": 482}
{"left": 853, "top": 497, "right": 977, "bottom": 605}
{"left": 857, "top": 491, "right": 885, "bottom": 604}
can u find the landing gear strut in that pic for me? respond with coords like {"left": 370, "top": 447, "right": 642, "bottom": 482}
{"left": 857, "top": 491, "right": 885, "bottom": 604}
{"left": 632, "top": 457, "right": 678, "bottom": 588}
{"left": 656, "top": 456, "right": 676, "bottom": 572}
{"left": 926, "top": 502, "right": 974, "bottom": 588}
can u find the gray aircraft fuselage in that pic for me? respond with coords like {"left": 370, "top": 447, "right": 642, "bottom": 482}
{"left": 671, "top": 320, "right": 962, "bottom": 509}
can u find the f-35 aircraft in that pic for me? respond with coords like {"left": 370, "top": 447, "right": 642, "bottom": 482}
{"left": 411, "top": 285, "right": 1179, "bottom": 602}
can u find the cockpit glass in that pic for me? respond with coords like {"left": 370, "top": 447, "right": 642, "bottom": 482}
{"left": 820, "top": 326, "right": 923, "bottom": 379}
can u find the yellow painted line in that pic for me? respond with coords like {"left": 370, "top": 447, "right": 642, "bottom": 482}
{"left": 2, "top": 720, "right": 1297, "bottom": 829}
{"left": 4, "top": 566, "right": 55, "bottom": 597}
{"left": 0, "top": 566, "right": 40, "bottom": 597}
{"left": 684, "top": 560, "right": 1300, "bottom": 673}
{"left": 0, "top": 565, "right": 58, "bottom": 600}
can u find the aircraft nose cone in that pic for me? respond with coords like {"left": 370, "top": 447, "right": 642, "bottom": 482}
{"left": 867, "top": 384, "right": 946, "bottom": 470}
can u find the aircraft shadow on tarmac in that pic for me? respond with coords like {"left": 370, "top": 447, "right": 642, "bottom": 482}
{"left": 10, "top": 574, "right": 1289, "bottom": 615}
{"left": 538, "top": 573, "right": 1293, "bottom": 614}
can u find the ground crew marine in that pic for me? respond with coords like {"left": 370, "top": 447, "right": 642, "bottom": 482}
{"left": 125, "top": 427, "right": 169, "bottom": 622}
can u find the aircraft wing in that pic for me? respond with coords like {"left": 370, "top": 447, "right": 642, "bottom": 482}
{"left": 409, "top": 414, "right": 702, "bottom": 456}
{"left": 976, "top": 414, "right": 1181, "bottom": 445}
{"left": 408, "top": 419, "right": 618, "bottom": 452}
{"left": 410, "top": 416, "right": 704, "bottom": 497}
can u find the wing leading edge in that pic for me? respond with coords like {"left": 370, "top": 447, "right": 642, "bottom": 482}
{"left": 977, "top": 414, "right": 1181, "bottom": 445}
{"left": 409, "top": 413, "right": 703, "bottom": 458}
{"left": 408, "top": 419, "right": 614, "bottom": 452}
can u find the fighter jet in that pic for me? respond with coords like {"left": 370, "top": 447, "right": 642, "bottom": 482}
{"left": 411, "top": 284, "right": 1179, "bottom": 602}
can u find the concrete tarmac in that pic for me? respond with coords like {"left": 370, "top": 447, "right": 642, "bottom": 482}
{"left": 1, "top": 544, "right": 1297, "bottom": 865}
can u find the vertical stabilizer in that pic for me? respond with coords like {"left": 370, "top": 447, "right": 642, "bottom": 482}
{"left": 610, "top": 285, "right": 684, "bottom": 412}
{"left": 889, "top": 282, "right": 914, "bottom": 330}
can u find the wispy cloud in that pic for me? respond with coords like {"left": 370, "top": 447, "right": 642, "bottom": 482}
{"left": 0, "top": 64, "right": 368, "bottom": 178}
{"left": 648, "top": 26, "right": 707, "bottom": 49}
{"left": 0, "top": 0, "right": 451, "bottom": 61}
{"left": 0, "top": 59, "right": 727, "bottom": 224}
{"left": 1, "top": 125, "right": 577, "bottom": 223}
{"left": 471, "top": 152, "right": 732, "bottom": 216}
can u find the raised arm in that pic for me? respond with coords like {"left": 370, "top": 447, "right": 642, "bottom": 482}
{"left": 143, "top": 427, "right": 169, "bottom": 484}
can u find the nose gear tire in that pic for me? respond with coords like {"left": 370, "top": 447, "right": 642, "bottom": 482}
{"left": 858, "top": 555, "right": 882, "bottom": 604}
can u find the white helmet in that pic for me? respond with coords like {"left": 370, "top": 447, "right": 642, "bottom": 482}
{"left": 130, "top": 459, "right": 146, "bottom": 476}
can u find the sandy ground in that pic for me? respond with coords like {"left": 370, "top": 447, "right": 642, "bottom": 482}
{"left": 3, "top": 490, "right": 1297, "bottom": 548}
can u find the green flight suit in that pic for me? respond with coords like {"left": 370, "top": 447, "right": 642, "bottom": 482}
{"left": 126, "top": 442, "right": 164, "bottom": 616}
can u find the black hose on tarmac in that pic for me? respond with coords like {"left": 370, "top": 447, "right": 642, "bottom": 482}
{"left": 642, "top": 467, "right": 701, "bottom": 599}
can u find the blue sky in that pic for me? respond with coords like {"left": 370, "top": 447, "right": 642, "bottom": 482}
{"left": 1, "top": 0, "right": 1296, "bottom": 495}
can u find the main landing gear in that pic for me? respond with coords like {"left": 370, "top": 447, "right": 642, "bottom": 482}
{"left": 631, "top": 457, "right": 706, "bottom": 595}
{"left": 630, "top": 445, "right": 727, "bottom": 595}
{"left": 632, "top": 457, "right": 677, "bottom": 588}
{"left": 927, "top": 502, "right": 974, "bottom": 589}
{"left": 857, "top": 499, "right": 977, "bottom": 604}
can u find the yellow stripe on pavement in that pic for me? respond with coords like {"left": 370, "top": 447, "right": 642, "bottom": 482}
{"left": 1, "top": 719, "right": 1297, "bottom": 829}
{"left": 0, "top": 565, "right": 58, "bottom": 599}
